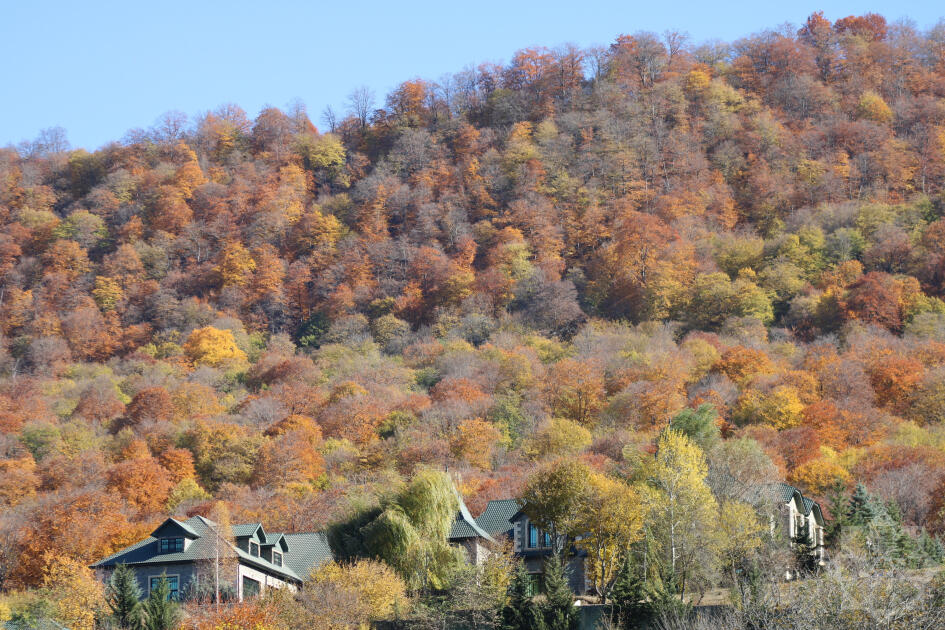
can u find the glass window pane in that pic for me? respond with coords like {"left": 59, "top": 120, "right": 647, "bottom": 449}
{"left": 150, "top": 577, "right": 179, "bottom": 601}
{"left": 243, "top": 576, "right": 261, "bottom": 598}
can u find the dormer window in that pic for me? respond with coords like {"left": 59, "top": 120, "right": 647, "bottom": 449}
{"left": 249, "top": 541, "right": 260, "bottom": 557}
{"left": 159, "top": 537, "right": 184, "bottom": 554}
{"left": 272, "top": 551, "right": 283, "bottom": 567}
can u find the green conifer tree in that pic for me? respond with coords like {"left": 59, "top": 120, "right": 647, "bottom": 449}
{"left": 610, "top": 555, "right": 648, "bottom": 629}
{"left": 142, "top": 575, "right": 181, "bottom": 630}
{"left": 919, "top": 529, "right": 945, "bottom": 566}
{"left": 105, "top": 564, "right": 143, "bottom": 630}
{"left": 896, "top": 528, "right": 922, "bottom": 568}
{"left": 824, "top": 481, "right": 849, "bottom": 547}
{"left": 503, "top": 562, "right": 545, "bottom": 630}
{"left": 539, "top": 555, "right": 577, "bottom": 630}
{"left": 846, "top": 484, "right": 878, "bottom": 525}
{"left": 792, "top": 527, "right": 820, "bottom": 574}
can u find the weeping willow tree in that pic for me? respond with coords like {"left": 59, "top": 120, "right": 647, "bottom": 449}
{"left": 361, "top": 508, "right": 419, "bottom": 566}
{"left": 327, "top": 469, "right": 464, "bottom": 591}
{"left": 399, "top": 469, "right": 460, "bottom": 539}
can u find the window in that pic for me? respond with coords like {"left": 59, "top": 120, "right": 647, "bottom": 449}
{"left": 242, "top": 576, "right": 261, "bottom": 598}
{"left": 528, "top": 524, "right": 538, "bottom": 548}
{"left": 527, "top": 524, "right": 553, "bottom": 549}
{"left": 159, "top": 538, "right": 184, "bottom": 554}
{"left": 525, "top": 573, "right": 543, "bottom": 597}
{"left": 249, "top": 541, "right": 260, "bottom": 557}
{"left": 272, "top": 551, "right": 283, "bottom": 567}
{"left": 149, "top": 575, "right": 179, "bottom": 600}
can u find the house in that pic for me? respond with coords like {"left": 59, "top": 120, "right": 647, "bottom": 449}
{"left": 91, "top": 516, "right": 332, "bottom": 601}
{"left": 474, "top": 498, "right": 520, "bottom": 539}
{"left": 771, "top": 482, "right": 826, "bottom": 564}
{"left": 447, "top": 493, "right": 496, "bottom": 565}
{"left": 508, "top": 509, "right": 590, "bottom": 595}
{"left": 468, "top": 485, "right": 827, "bottom": 595}
{"left": 448, "top": 497, "right": 588, "bottom": 592}
{"left": 469, "top": 499, "right": 589, "bottom": 594}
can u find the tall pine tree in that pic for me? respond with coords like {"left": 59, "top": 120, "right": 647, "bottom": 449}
{"left": 539, "top": 555, "right": 577, "bottom": 630}
{"left": 142, "top": 575, "right": 181, "bottom": 630}
{"left": 919, "top": 529, "right": 945, "bottom": 566}
{"left": 105, "top": 564, "right": 143, "bottom": 630}
{"left": 610, "top": 555, "right": 648, "bottom": 629}
{"left": 503, "top": 562, "right": 545, "bottom": 630}
{"left": 845, "top": 484, "right": 878, "bottom": 525}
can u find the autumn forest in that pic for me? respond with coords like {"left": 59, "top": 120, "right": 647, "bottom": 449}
{"left": 4, "top": 10, "right": 945, "bottom": 630}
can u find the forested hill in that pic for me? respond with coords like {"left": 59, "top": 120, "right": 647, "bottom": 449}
{"left": 2, "top": 8, "right": 945, "bottom": 600}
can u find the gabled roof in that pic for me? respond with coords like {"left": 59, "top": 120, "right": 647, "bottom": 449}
{"left": 803, "top": 497, "right": 826, "bottom": 526}
{"left": 775, "top": 483, "right": 802, "bottom": 505}
{"left": 150, "top": 517, "right": 200, "bottom": 540}
{"left": 283, "top": 532, "right": 333, "bottom": 580}
{"left": 761, "top": 482, "right": 826, "bottom": 526}
{"left": 475, "top": 499, "right": 520, "bottom": 536}
{"left": 448, "top": 492, "right": 494, "bottom": 542}
{"left": 232, "top": 523, "right": 266, "bottom": 541}
{"left": 92, "top": 516, "right": 305, "bottom": 583}
{"left": 263, "top": 532, "right": 290, "bottom": 552}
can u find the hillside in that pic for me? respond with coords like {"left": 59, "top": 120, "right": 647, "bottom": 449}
{"left": 3, "top": 10, "right": 945, "bottom": 628}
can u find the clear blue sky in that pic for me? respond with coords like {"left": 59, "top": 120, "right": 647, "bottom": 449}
{"left": 2, "top": 0, "right": 942, "bottom": 151}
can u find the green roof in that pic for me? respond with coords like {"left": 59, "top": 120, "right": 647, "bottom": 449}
{"left": 151, "top": 517, "right": 200, "bottom": 539}
{"left": 232, "top": 523, "right": 264, "bottom": 538}
{"left": 448, "top": 492, "right": 494, "bottom": 542}
{"left": 91, "top": 516, "right": 317, "bottom": 583}
{"left": 475, "top": 499, "right": 520, "bottom": 536}
{"left": 283, "top": 532, "right": 334, "bottom": 580}
{"left": 762, "top": 483, "right": 826, "bottom": 525}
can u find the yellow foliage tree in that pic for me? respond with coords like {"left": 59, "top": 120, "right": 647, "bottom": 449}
{"left": 0, "top": 456, "right": 40, "bottom": 506}
{"left": 645, "top": 430, "right": 721, "bottom": 598}
{"left": 173, "top": 381, "right": 226, "bottom": 419}
{"left": 290, "top": 205, "right": 345, "bottom": 267}
{"left": 450, "top": 418, "right": 502, "bottom": 469}
{"left": 523, "top": 416, "right": 592, "bottom": 459}
{"left": 215, "top": 241, "right": 256, "bottom": 288}
{"left": 857, "top": 90, "right": 893, "bottom": 123}
{"left": 717, "top": 500, "right": 764, "bottom": 586}
{"left": 172, "top": 142, "right": 208, "bottom": 197}
{"left": 305, "top": 559, "right": 409, "bottom": 628}
{"left": 183, "top": 326, "right": 247, "bottom": 366}
{"left": 733, "top": 386, "right": 805, "bottom": 429}
{"left": 546, "top": 358, "right": 606, "bottom": 425}
{"left": 574, "top": 472, "right": 644, "bottom": 602}
{"left": 92, "top": 276, "right": 123, "bottom": 311}
{"left": 789, "top": 458, "right": 851, "bottom": 495}
{"left": 42, "top": 554, "right": 105, "bottom": 630}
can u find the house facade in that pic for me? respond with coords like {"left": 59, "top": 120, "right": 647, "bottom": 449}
{"left": 508, "top": 509, "right": 589, "bottom": 595}
{"left": 469, "top": 498, "right": 589, "bottom": 594}
{"left": 472, "top": 483, "right": 826, "bottom": 596}
{"left": 91, "top": 516, "right": 332, "bottom": 601}
{"left": 447, "top": 493, "right": 496, "bottom": 565}
{"left": 772, "top": 482, "right": 826, "bottom": 564}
